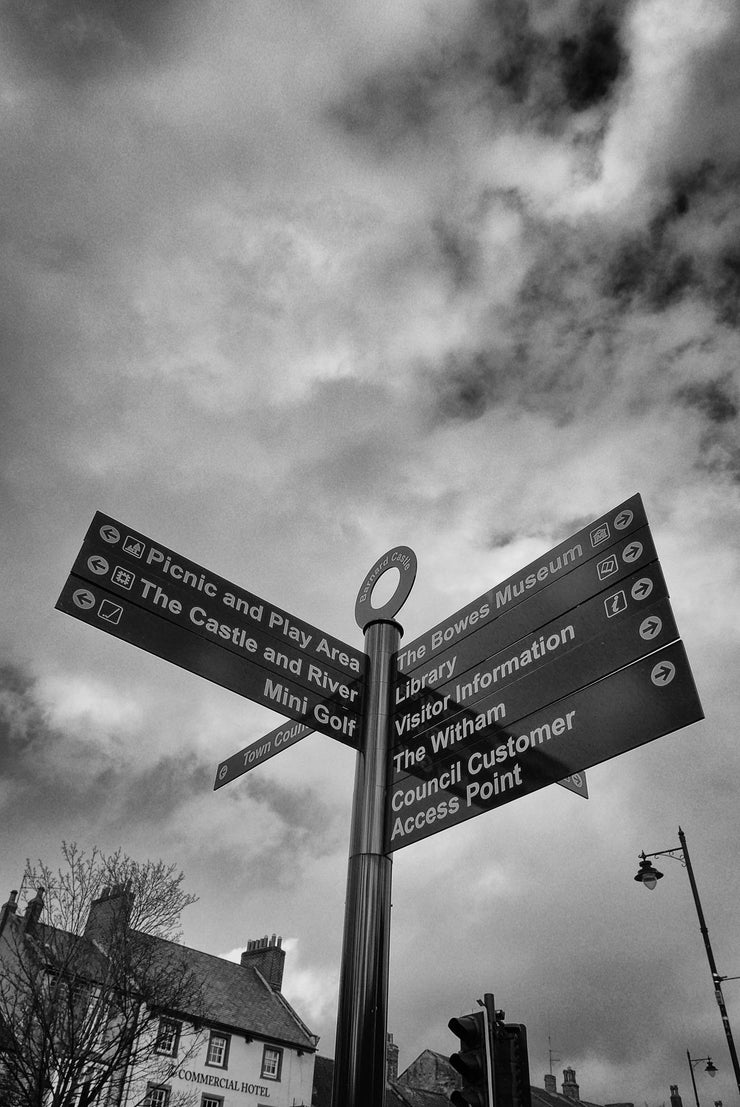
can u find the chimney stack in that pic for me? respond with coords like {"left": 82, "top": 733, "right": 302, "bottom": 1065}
{"left": 241, "top": 934, "right": 286, "bottom": 991}
{"left": 562, "top": 1068, "right": 580, "bottom": 1101}
{"left": 23, "top": 887, "right": 45, "bottom": 934}
{"left": 386, "top": 1032, "right": 399, "bottom": 1083}
{"left": 670, "top": 1086, "right": 684, "bottom": 1107}
{"left": 0, "top": 889, "right": 18, "bottom": 935}
{"left": 84, "top": 882, "right": 134, "bottom": 947}
{"left": 544, "top": 1074, "right": 557, "bottom": 1094}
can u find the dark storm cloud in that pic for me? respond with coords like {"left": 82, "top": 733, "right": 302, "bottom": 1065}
{"left": 246, "top": 775, "right": 338, "bottom": 844}
{"left": 601, "top": 229, "right": 696, "bottom": 310}
{"left": 423, "top": 158, "right": 740, "bottom": 431}
{"left": 0, "top": 662, "right": 53, "bottom": 775}
{"left": 676, "top": 378, "right": 740, "bottom": 482}
{"left": 558, "top": 5, "right": 625, "bottom": 112}
{"left": 0, "top": 659, "right": 211, "bottom": 827}
{"left": 599, "top": 162, "right": 740, "bottom": 322}
{"left": 207, "top": 776, "right": 345, "bottom": 893}
{"left": 677, "top": 378, "right": 738, "bottom": 426}
{"left": 2, "top": 0, "right": 197, "bottom": 83}
{"left": 104, "top": 753, "right": 211, "bottom": 828}
{"left": 329, "top": 0, "right": 632, "bottom": 153}
{"left": 431, "top": 349, "right": 507, "bottom": 422}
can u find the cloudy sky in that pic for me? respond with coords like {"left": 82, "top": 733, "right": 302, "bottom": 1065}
{"left": 2, "top": 0, "right": 740, "bottom": 1103}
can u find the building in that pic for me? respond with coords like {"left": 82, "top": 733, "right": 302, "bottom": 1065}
{"left": 310, "top": 1040, "right": 639, "bottom": 1107}
{"left": 0, "top": 884, "right": 318, "bottom": 1107}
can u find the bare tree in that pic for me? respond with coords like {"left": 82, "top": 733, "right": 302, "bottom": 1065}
{"left": 0, "top": 843, "right": 206, "bottom": 1107}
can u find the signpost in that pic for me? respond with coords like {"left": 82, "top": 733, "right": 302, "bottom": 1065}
{"left": 56, "top": 494, "right": 705, "bottom": 1107}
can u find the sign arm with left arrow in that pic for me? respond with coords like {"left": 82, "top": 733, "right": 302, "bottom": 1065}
{"left": 56, "top": 512, "right": 367, "bottom": 749}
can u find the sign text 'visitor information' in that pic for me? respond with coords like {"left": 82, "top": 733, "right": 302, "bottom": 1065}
{"left": 384, "top": 493, "right": 703, "bottom": 851}
{"left": 56, "top": 513, "right": 365, "bottom": 748}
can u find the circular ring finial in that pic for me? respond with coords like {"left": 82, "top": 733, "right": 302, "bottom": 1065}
{"left": 355, "top": 546, "right": 417, "bottom": 629}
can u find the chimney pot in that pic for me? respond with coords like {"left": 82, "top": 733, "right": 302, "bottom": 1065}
{"left": 241, "top": 933, "right": 286, "bottom": 990}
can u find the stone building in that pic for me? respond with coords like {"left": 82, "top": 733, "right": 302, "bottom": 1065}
{"left": 0, "top": 883, "right": 318, "bottom": 1107}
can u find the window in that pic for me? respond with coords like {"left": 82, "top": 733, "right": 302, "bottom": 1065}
{"left": 201, "top": 1097, "right": 224, "bottom": 1107}
{"left": 206, "top": 1031, "right": 230, "bottom": 1069}
{"left": 144, "top": 1085, "right": 171, "bottom": 1107}
{"left": 261, "top": 1045, "right": 283, "bottom": 1081}
{"left": 155, "top": 1018, "right": 181, "bottom": 1057}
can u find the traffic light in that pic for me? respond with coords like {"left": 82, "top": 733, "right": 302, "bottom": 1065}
{"left": 492, "top": 1022, "right": 532, "bottom": 1107}
{"left": 448, "top": 1009, "right": 493, "bottom": 1107}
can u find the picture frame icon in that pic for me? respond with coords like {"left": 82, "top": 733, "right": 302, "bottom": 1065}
{"left": 111, "top": 566, "right": 135, "bottom": 590}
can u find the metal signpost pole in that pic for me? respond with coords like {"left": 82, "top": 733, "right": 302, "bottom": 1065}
{"left": 331, "top": 618, "right": 399, "bottom": 1107}
{"left": 331, "top": 548, "right": 417, "bottom": 1107}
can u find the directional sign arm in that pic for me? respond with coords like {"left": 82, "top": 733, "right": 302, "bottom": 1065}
{"left": 56, "top": 575, "right": 362, "bottom": 748}
{"left": 214, "top": 722, "right": 313, "bottom": 789}
{"left": 76, "top": 511, "right": 366, "bottom": 684}
{"left": 397, "top": 493, "right": 647, "bottom": 673}
{"left": 384, "top": 639, "right": 703, "bottom": 852}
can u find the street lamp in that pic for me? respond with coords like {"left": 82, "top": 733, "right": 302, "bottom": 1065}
{"left": 634, "top": 827, "right": 740, "bottom": 1099}
{"left": 687, "top": 1052, "right": 717, "bottom": 1107}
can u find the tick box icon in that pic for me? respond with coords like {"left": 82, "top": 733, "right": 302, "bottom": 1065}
{"left": 98, "top": 599, "right": 123, "bottom": 625}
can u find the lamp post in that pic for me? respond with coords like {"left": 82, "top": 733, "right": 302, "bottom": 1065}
{"left": 634, "top": 827, "right": 740, "bottom": 1099}
{"left": 687, "top": 1052, "right": 717, "bottom": 1107}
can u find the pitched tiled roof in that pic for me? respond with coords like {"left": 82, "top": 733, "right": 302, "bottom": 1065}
{"left": 532, "top": 1087, "right": 603, "bottom": 1107}
{"left": 311, "top": 1055, "right": 334, "bottom": 1106}
{"left": 3, "top": 914, "right": 109, "bottom": 979}
{"left": 139, "top": 933, "right": 317, "bottom": 1051}
{"left": 387, "top": 1085, "right": 452, "bottom": 1107}
{"left": 3, "top": 914, "right": 316, "bottom": 1054}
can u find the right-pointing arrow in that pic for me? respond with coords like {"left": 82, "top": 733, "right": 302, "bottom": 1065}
{"left": 640, "top": 617, "right": 662, "bottom": 640}
{"left": 651, "top": 660, "right": 676, "bottom": 686}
